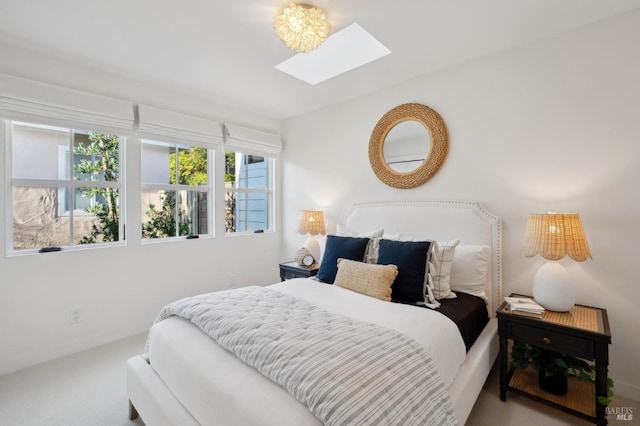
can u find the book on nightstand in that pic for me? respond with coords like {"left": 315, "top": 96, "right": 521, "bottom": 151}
{"left": 504, "top": 297, "right": 544, "bottom": 317}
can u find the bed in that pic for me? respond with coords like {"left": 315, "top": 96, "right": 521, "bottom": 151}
{"left": 127, "top": 200, "right": 502, "bottom": 425}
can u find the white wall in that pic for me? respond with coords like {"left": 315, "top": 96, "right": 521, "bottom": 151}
{"left": 1, "top": 6, "right": 638, "bottom": 402}
{"left": 0, "top": 47, "right": 283, "bottom": 375}
{"left": 281, "top": 10, "right": 640, "bottom": 400}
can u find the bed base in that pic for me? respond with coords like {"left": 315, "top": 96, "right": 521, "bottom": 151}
{"left": 128, "top": 400, "right": 137, "bottom": 420}
{"left": 127, "top": 320, "right": 498, "bottom": 425}
{"left": 127, "top": 355, "right": 199, "bottom": 426}
{"left": 449, "top": 319, "right": 499, "bottom": 422}
{"left": 128, "top": 199, "right": 503, "bottom": 425}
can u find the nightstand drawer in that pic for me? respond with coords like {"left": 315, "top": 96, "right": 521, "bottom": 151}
{"left": 508, "top": 323, "right": 594, "bottom": 359}
{"left": 281, "top": 269, "right": 305, "bottom": 280}
{"left": 279, "top": 261, "right": 319, "bottom": 281}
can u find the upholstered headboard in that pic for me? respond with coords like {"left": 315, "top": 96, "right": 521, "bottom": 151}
{"left": 344, "top": 200, "right": 503, "bottom": 316}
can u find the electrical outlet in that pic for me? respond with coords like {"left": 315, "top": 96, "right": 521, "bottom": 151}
{"left": 69, "top": 306, "right": 82, "bottom": 324}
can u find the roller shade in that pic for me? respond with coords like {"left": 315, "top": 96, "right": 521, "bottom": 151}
{"left": 224, "top": 123, "right": 282, "bottom": 157}
{"left": 138, "top": 104, "right": 223, "bottom": 147}
{"left": 0, "top": 73, "right": 134, "bottom": 133}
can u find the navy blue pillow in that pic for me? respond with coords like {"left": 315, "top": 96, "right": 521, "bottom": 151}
{"left": 377, "top": 239, "right": 433, "bottom": 304}
{"left": 317, "top": 235, "right": 370, "bottom": 284}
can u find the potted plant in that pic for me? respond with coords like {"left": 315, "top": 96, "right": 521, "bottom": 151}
{"left": 511, "top": 342, "right": 613, "bottom": 403}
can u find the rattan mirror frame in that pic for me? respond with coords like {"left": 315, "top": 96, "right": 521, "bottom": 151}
{"left": 368, "top": 103, "right": 448, "bottom": 189}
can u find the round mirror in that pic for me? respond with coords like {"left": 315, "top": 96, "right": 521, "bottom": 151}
{"left": 369, "top": 103, "right": 448, "bottom": 189}
{"left": 382, "top": 121, "right": 431, "bottom": 173}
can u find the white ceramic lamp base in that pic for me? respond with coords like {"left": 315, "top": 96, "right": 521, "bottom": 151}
{"left": 532, "top": 261, "right": 575, "bottom": 312}
{"left": 303, "top": 236, "right": 321, "bottom": 263}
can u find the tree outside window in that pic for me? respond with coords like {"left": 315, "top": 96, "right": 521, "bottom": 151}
{"left": 10, "top": 121, "right": 125, "bottom": 251}
{"left": 141, "top": 141, "right": 211, "bottom": 239}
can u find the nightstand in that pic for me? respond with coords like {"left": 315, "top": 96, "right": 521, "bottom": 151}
{"left": 497, "top": 294, "right": 611, "bottom": 425}
{"left": 279, "top": 261, "right": 319, "bottom": 281}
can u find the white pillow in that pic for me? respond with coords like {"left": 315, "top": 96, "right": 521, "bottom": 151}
{"left": 382, "top": 231, "right": 412, "bottom": 241}
{"left": 429, "top": 239, "right": 460, "bottom": 300}
{"left": 336, "top": 225, "right": 383, "bottom": 263}
{"left": 449, "top": 245, "right": 490, "bottom": 302}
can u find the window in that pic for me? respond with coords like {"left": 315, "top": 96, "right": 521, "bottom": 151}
{"left": 225, "top": 151, "right": 272, "bottom": 233}
{"left": 9, "top": 121, "right": 124, "bottom": 251}
{"left": 141, "top": 140, "right": 213, "bottom": 239}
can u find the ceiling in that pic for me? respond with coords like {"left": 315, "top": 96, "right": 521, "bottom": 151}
{"left": 0, "top": 0, "right": 639, "bottom": 120}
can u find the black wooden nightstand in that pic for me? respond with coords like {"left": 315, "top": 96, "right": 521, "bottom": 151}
{"left": 497, "top": 294, "right": 611, "bottom": 425}
{"left": 279, "top": 261, "right": 319, "bottom": 281}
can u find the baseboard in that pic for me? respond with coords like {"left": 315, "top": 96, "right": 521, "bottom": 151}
{"left": 0, "top": 322, "right": 150, "bottom": 377}
{"left": 612, "top": 378, "right": 640, "bottom": 403}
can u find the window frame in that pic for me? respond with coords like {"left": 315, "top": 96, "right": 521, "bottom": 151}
{"left": 57, "top": 136, "right": 110, "bottom": 217}
{"left": 224, "top": 151, "right": 275, "bottom": 235}
{"left": 6, "top": 120, "right": 126, "bottom": 255}
{"left": 1, "top": 85, "right": 280, "bottom": 254}
{"left": 140, "top": 139, "right": 215, "bottom": 242}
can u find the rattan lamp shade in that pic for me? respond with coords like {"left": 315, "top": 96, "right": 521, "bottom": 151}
{"left": 296, "top": 210, "right": 326, "bottom": 235}
{"left": 523, "top": 213, "right": 591, "bottom": 312}
{"left": 522, "top": 213, "right": 591, "bottom": 262}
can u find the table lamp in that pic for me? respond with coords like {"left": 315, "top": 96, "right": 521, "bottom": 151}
{"left": 296, "top": 210, "right": 326, "bottom": 262}
{"left": 522, "top": 212, "right": 591, "bottom": 312}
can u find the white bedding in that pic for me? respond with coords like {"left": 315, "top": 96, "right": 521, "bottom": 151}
{"left": 147, "top": 279, "right": 466, "bottom": 425}
{"left": 271, "top": 279, "right": 466, "bottom": 387}
{"left": 129, "top": 200, "right": 503, "bottom": 426}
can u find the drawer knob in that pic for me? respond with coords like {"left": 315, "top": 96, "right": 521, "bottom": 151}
{"left": 543, "top": 337, "right": 551, "bottom": 344}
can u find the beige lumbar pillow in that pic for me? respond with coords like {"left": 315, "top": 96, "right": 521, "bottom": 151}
{"left": 334, "top": 258, "right": 398, "bottom": 301}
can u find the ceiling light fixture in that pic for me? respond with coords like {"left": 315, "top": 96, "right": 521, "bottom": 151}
{"left": 274, "top": 3, "right": 331, "bottom": 53}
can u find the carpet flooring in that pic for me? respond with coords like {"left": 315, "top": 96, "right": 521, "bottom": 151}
{"left": 0, "top": 332, "right": 637, "bottom": 425}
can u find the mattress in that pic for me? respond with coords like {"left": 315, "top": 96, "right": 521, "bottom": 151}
{"left": 146, "top": 279, "right": 468, "bottom": 425}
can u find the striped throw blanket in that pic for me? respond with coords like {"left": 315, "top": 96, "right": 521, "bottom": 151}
{"left": 146, "top": 286, "right": 458, "bottom": 426}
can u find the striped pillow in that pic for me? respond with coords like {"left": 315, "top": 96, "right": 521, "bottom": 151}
{"left": 429, "top": 239, "right": 460, "bottom": 299}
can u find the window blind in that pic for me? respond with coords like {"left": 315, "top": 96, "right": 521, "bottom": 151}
{"left": 0, "top": 73, "right": 134, "bottom": 133}
{"left": 138, "top": 104, "right": 223, "bottom": 147}
{"left": 224, "top": 123, "right": 282, "bottom": 157}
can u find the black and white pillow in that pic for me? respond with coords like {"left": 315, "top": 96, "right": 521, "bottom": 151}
{"left": 429, "top": 239, "right": 460, "bottom": 300}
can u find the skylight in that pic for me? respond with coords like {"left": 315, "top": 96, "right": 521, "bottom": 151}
{"left": 275, "top": 23, "right": 391, "bottom": 85}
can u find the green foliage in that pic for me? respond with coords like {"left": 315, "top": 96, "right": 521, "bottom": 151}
{"left": 170, "top": 147, "right": 208, "bottom": 185}
{"left": 73, "top": 132, "right": 120, "bottom": 244}
{"left": 80, "top": 203, "right": 119, "bottom": 243}
{"left": 512, "top": 342, "right": 593, "bottom": 379}
{"left": 225, "top": 151, "right": 236, "bottom": 182}
{"left": 511, "top": 342, "right": 614, "bottom": 405}
{"left": 74, "top": 141, "right": 226, "bottom": 241}
{"left": 598, "top": 378, "right": 614, "bottom": 406}
{"left": 141, "top": 192, "right": 190, "bottom": 238}
{"left": 142, "top": 146, "right": 208, "bottom": 238}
